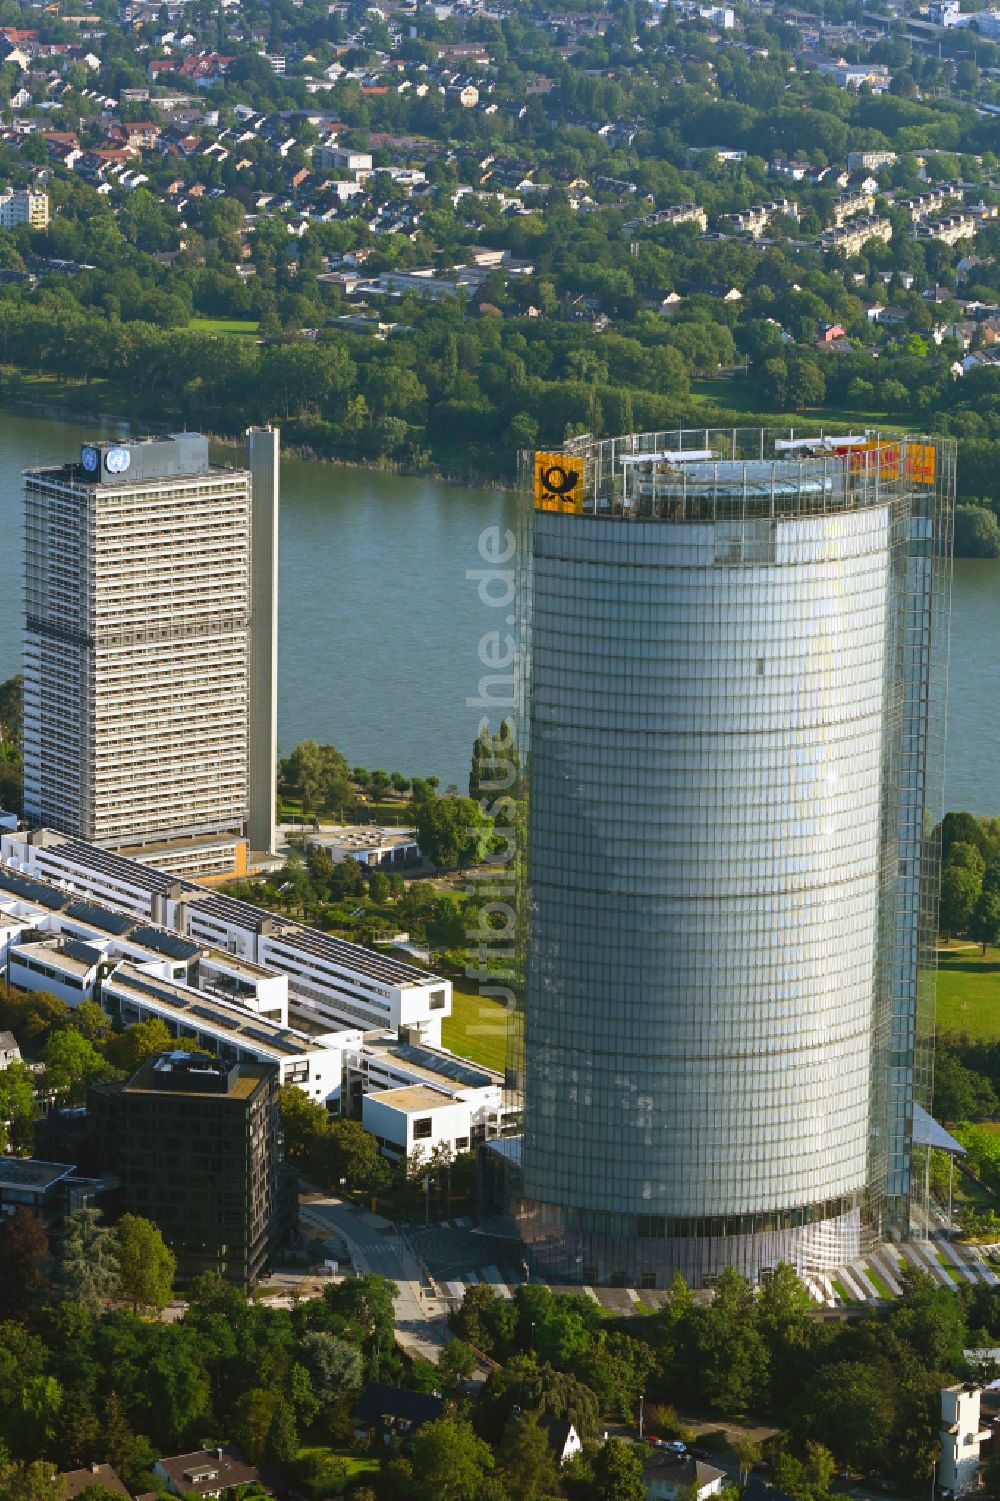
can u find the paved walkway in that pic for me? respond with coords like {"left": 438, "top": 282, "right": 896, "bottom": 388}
{"left": 300, "top": 1195, "right": 452, "bottom": 1363}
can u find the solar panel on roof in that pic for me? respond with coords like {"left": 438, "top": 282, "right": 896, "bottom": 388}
{"left": 0, "top": 868, "right": 69, "bottom": 910}
{"left": 266, "top": 923, "right": 434, "bottom": 985}
{"left": 189, "top": 1002, "right": 238, "bottom": 1026}
{"left": 62, "top": 938, "right": 103, "bottom": 968}
{"left": 129, "top": 926, "right": 200, "bottom": 961}
{"left": 391, "top": 1042, "right": 495, "bottom": 1089}
{"left": 66, "top": 900, "right": 134, "bottom": 936}
{"left": 243, "top": 1025, "right": 281, "bottom": 1047}
{"left": 44, "top": 840, "right": 177, "bottom": 895}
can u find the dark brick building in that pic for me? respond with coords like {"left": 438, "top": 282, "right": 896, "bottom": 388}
{"left": 90, "top": 1051, "right": 282, "bottom": 1290}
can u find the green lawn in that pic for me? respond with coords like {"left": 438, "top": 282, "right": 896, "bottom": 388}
{"left": 442, "top": 981, "right": 515, "bottom": 1073}
{"left": 188, "top": 316, "right": 260, "bottom": 337}
{"left": 936, "top": 945, "right": 1000, "bottom": 1040}
{"left": 689, "top": 376, "right": 908, "bottom": 433}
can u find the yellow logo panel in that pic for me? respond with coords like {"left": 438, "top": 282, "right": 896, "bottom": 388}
{"left": 906, "top": 443, "right": 936, "bottom": 486}
{"left": 535, "top": 452, "right": 583, "bottom": 512}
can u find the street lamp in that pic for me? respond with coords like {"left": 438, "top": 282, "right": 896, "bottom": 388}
{"left": 639, "top": 1394, "right": 644, "bottom": 1441}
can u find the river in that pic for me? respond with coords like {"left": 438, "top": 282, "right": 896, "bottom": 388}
{"left": 0, "top": 409, "right": 993, "bottom": 813}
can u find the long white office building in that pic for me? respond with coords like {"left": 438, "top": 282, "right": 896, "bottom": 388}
{"left": 0, "top": 840, "right": 511, "bottom": 1156}
{"left": 1, "top": 828, "right": 452, "bottom": 1044}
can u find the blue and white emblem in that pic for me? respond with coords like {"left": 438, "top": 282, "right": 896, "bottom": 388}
{"left": 105, "top": 446, "right": 131, "bottom": 474}
{"left": 81, "top": 445, "right": 99, "bottom": 473}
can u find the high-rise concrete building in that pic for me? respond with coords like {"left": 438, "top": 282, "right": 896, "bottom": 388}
{"left": 517, "top": 428, "right": 954, "bottom": 1287}
{"left": 246, "top": 426, "right": 280, "bottom": 856}
{"left": 24, "top": 434, "right": 253, "bottom": 877}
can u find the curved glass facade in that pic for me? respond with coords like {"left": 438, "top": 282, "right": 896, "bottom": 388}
{"left": 517, "top": 429, "right": 954, "bottom": 1287}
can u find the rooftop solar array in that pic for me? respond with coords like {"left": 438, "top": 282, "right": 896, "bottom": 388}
{"left": 42, "top": 839, "right": 178, "bottom": 896}
{"left": 62, "top": 938, "right": 103, "bottom": 968}
{"left": 390, "top": 1042, "right": 497, "bottom": 1089}
{"left": 189, "top": 890, "right": 440, "bottom": 986}
{"left": 188, "top": 891, "right": 274, "bottom": 933}
{"left": 0, "top": 868, "right": 69, "bottom": 910}
{"left": 65, "top": 900, "right": 135, "bottom": 936}
{"left": 108, "top": 968, "right": 308, "bottom": 1057}
{"left": 266, "top": 920, "right": 434, "bottom": 986}
{"left": 129, "top": 925, "right": 202, "bottom": 961}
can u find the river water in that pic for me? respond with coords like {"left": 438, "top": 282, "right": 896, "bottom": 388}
{"left": 0, "top": 410, "right": 993, "bottom": 812}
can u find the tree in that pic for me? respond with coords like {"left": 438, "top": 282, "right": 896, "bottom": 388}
{"left": 789, "top": 1360, "right": 897, "bottom": 1472}
{"left": 69, "top": 1001, "right": 112, "bottom": 1049}
{"left": 692, "top": 1266, "right": 769, "bottom": 1412}
{"left": 325, "top": 1117, "right": 392, "bottom": 1193}
{"left": 113, "top": 1215, "right": 175, "bottom": 1315}
{"left": 415, "top": 795, "right": 493, "bottom": 870}
{"left": 940, "top": 859, "right": 983, "bottom": 938}
{"left": 954, "top": 505, "right": 1000, "bottom": 559}
{"left": 499, "top": 1411, "right": 560, "bottom": 1501}
{"left": 736, "top": 1439, "right": 762, "bottom": 1487}
{"left": 43, "top": 1029, "right": 117, "bottom": 1102}
{"left": 105, "top": 1017, "right": 175, "bottom": 1074}
{"left": 438, "top": 1338, "right": 476, "bottom": 1393}
{"left": 411, "top": 1416, "right": 495, "bottom": 1501}
{"left": 278, "top": 1082, "right": 329, "bottom": 1164}
{"left": 593, "top": 1438, "right": 646, "bottom": 1501}
{"left": 56, "top": 1208, "right": 119, "bottom": 1314}
{"left": 0, "top": 1060, "right": 36, "bottom": 1154}
{"left": 298, "top": 1331, "right": 363, "bottom": 1411}
{"left": 972, "top": 870, "right": 1000, "bottom": 954}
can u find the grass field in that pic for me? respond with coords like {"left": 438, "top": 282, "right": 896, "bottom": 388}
{"left": 936, "top": 944, "right": 1000, "bottom": 1040}
{"left": 442, "top": 981, "right": 516, "bottom": 1072}
{"left": 188, "top": 316, "right": 260, "bottom": 337}
{"left": 689, "top": 376, "right": 908, "bottom": 433}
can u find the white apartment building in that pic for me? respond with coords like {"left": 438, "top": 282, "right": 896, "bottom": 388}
{"left": 816, "top": 215, "right": 892, "bottom": 254}
{"left": 915, "top": 213, "right": 976, "bottom": 247}
{"left": 831, "top": 190, "right": 875, "bottom": 226}
{"left": 940, "top": 1385, "right": 988, "bottom": 1495}
{"left": 23, "top": 435, "right": 252, "bottom": 870}
{"left": 847, "top": 150, "right": 896, "bottom": 174}
{"left": 0, "top": 188, "right": 49, "bottom": 228}
{"left": 1, "top": 830, "right": 453, "bottom": 1043}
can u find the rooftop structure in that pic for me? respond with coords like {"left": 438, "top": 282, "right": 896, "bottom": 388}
{"left": 517, "top": 427, "right": 954, "bottom": 1288}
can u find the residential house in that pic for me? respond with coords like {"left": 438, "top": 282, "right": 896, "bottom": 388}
{"left": 643, "top": 1453, "right": 727, "bottom": 1501}
{"left": 354, "top": 1383, "right": 444, "bottom": 1447}
{"left": 540, "top": 1417, "right": 583, "bottom": 1466}
{"left": 57, "top": 1464, "right": 131, "bottom": 1498}
{"left": 0, "top": 1031, "right": 21, "bottom": 1068}
{"left": 153, "top": 1446, "right": 265, "bottom": 1498}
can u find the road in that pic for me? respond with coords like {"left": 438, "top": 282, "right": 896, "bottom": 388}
{"left": 299, "top": 1193, "right": 454, "bottom": 1364}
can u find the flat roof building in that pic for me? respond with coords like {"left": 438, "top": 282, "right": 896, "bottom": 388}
{"left": 1, "top": 828, "right": 453, "bottom": 1044}
{"left": 90, "top": 1051, "right": 283, "bottom": 1289}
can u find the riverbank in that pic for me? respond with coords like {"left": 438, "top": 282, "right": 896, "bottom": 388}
{"left": 0, "top": 368, "right": 511, "bottom": 491}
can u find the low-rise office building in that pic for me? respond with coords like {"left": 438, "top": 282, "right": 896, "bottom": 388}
{"left": 354, "top": 1036, "right": 514, "bottom": 1159}
{"left": 2, "top": 829, "right": 452, "bottom": 1043}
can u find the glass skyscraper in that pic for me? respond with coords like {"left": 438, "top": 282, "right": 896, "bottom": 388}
{"left": 516, "top": 429, "right": 954, "bottom": 1287}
